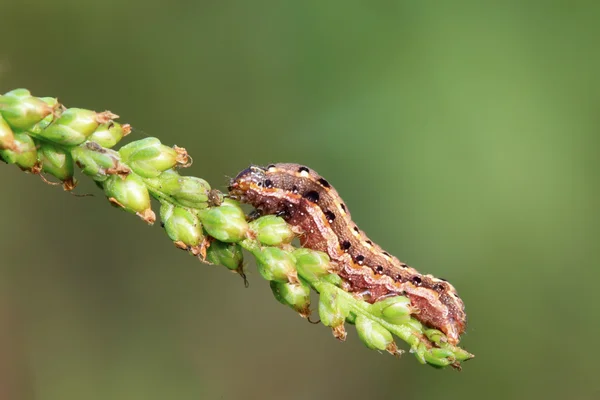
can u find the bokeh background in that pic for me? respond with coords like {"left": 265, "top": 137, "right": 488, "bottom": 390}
{"left": 1, "top": 1, "right": 599, "bottom": 399}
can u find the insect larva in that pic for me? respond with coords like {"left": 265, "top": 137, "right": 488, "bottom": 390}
{"left": 229, "top": 163, "right": 466, "bottom": 344}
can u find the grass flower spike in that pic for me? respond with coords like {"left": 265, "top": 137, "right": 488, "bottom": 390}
{"left": 0, "top": 89, "right": 473, "bottom": 370}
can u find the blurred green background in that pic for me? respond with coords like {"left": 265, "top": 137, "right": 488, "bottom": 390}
{"left": 1, "top": 1, "right": 599, "bottom": 399}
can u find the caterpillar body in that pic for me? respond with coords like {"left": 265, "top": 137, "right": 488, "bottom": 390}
{"left": 229, "top": 163, "right": 466, "bottom": 344}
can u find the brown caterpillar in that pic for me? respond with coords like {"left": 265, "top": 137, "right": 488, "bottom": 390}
{"left": 229, "top": 163, "right": 466, "bottom": 344}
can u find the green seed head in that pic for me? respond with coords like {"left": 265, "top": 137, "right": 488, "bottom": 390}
{"left": 0, "top": 114, "right": 16, "bottom": 151}
{"left": 160, "top": 203, "right": 203, "bottom": 247}
{"left": 154, "top": 169, "right": 210, "bottom": 208}
{"left": 404, "top": 317, "right": 424, "bottom": 333}
{"left": 28, "top": 97, "right": 60, "bottom": 134}
{"left": 424, "top": 329, "right": 446, "bottom": 345}
{"left": 318, "top": 286, "right": 350, "bottom": 329}
{"left": 119, "top": 137, "right": 178, "bottom": 178}
{"left": 293, "top": 248, "right": 331, "bottom": 283}
{"left": 103, "top": 174, "right": 152, "bottom": 216}
{"left": 270, "top": 280, "right": 311, "bottom": 316}
{"left": 39, "top": 108, "right": 103, "bottom": 145}
{"left": 423, "top": 347, "right": 455, "bottom": 367}
{"left": 254, "top": 247, "right": 298, "bottom": 283}
{"left": 355, "top": 315, "right": 394, "bottom": 351}
{"left": 0, "top": 89, "right": 54, "bottom": 130}
{"left": 38, "top": 142, "right": 75, "bottom": 181}
{"left": 249, "top": 215, "right": 295, "bottom": 246}
{"left": 88, "top": 122, "right": 129, "bottom": 148}
{"left": 0, "top": 132, "right": 38, "bottom": 170}
{"left": 198, "top": 200, "right": 249, "bottom": 242}
{"left": 205, "top": 240, "right": 243, "bottom": 271}
{"left": 452, "top": 346, "right": 474, "bottom": 362}
{"left": 369, "top": 296, "right": 412, "bottom": 325}
{"left": 71, "top": 143, "right": 123, "bottom": 181}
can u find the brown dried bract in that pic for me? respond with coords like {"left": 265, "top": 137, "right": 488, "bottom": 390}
{"left": 332, "top": 325, "right": 347, "bottom": 341}
{"left": 108, "top": 197, "right": 124, "bottom": 208}
{"left": 137, "top": 208, "right": 156, "bottom": 225}
{"left": 105, "top": 162, "right": 131, "bottom": 179}
{"left": 96, "top": 111, "right": 119, "bottom": 124}
{"left": 173, "top": 240, "right": 188, "bottom": 250}
{"left": 62, "top": 177, "right": 77, "bottom": 191}
{"left": 121, "top": 124, "right": 132, "bottom": 136}
{"left": 173, "top": 145, "right": 192, "bottom": 168}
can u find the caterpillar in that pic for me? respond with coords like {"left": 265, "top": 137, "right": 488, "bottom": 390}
{"left": 228, "top": 163, "right": 466, "bottom": 344}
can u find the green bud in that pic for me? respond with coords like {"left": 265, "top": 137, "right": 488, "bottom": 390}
{"left": 28, "top": 97, "right": 60, "bottom": 134}
{"left": 205, "top": 240, "right": 243, "bottom": 271}
{"left": 0, "top": 132, "right": 38, "bottom": 170}
{"left": 270, "top": 279, "right": 311, "bottom": 316}
{"left": 355, "top": 315, "right": 394, "bottom": 351}
{"left": 412, "top": 343, "right": 428, "bottom": 365}
{"left": 160, "top": 203, "right": 203, "bottom": 247}
{"left": 404, "top": 317, "right": 424, "bottom": 333}
{"left": 318, "top": 287, "right": 350, "bottom": 330}
{"left": 424, "top": 329, "right": 445, "bottom": 345}
{"left": 38, "top": 142, "right": 75, "bottom": 181}
{"left": 403, "top": 329, "right": 422, "bottom": 348}
{"left": 451, "top": 346, "right": 474, "bottom": 362}
{"left": 249, "top": 215, "right": 294, "bottom": 246}
{"left": 0, "top": 114, "right": 16, "bottom": 150}
{"left": 71, "top": 142, "right": 123, "bottom": 181}
{"left": 119, "top": 137, "right": 178, "bottom": 178}
{"left": 0, "top": 89, "right": 54, "bottom": 130}
{"left": 369, "top": 296, "right": 412, "bottom": 325}
{"left": 293, "top": 248, "right": 331, "bottom": 283}
{"left": 423, "top": 348, "right": 454, "bottom": 367}
{"left": 88, "top": 122, "right": 130, "bottom": 148}
{"left": 39, "top": 108, "right": 109, "bottom": 145}
{"left": 103, "top": 174, "right": 154, "bottom": 223}
{"left": 150, "top": 169, "right": 210, "bottom": 208}
{"left": 198, "top": 200, "right": 248, "bottom": 242}
{"left": 253, "top": 247, "right": 298, "bottom": 283}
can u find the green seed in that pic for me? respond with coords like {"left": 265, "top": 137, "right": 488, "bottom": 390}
{"left": 198, "top": 200, "right": 248, "bottom": 242}
{"left": 161, "top": 203, "right": 203, "bottom": 247}
{"left": 0, "top": 114, "right": 16, "bottom": 150}
{"left": 451, "top": 346, "right": 474, "bottom": 362}
{"left": 39, "top": 108, "right": 102, "bottom": 145}
{"left": 38, "top": 142, "right": 75, "bottom": 181}
{"left": 293, "top": 248, "right": 331, "bottom": 283}
{"left": 355, "top": 315, "right": 394, "bottom": 351}
{"left": 0, "top": 132, "right": 38, "bottom": 170}
{"left": 71, "top": 143, "right": 122, "bottom": 181}
{"left": 424, "top": 329, "right": 445, "bottom": 345}
{"left": 369, "top": 296, "right": 412, "bottom": 325}
{"left": 318, "top": 286, "right": 350, "bottom": 329}
{"left": 403, "top": 317, "right": 424, "bottom": 332}
{"left": 249, "top": 215, "right": 295, "bottom": 246}
{"left": 103, "top": 174, "right": 151, "bottom": 214}
{"left": 88, "top": 122, "right": 128, "bottom": 148}
{"left": 151, "top": 169, "right": 210, "bottom": 208}
{"left": 423, "top": 348, "right": 454, "bottom": 367}
{"left": 253, "top": 247, "right": 297, "bottom": 283}
{"left": 205, "top": 240, "right": 243, "bottom": 271}
{"left": 28, "top": 97, "right": 60, "bottom": 134}
{"left": 119, "top": 137, "right": 178, "bottom": 178}
{"left": 0, "top": 89, "right": 54, "bottom": 130}
{"left": 270, "top": 279, "right": 311, "bottom": 315}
